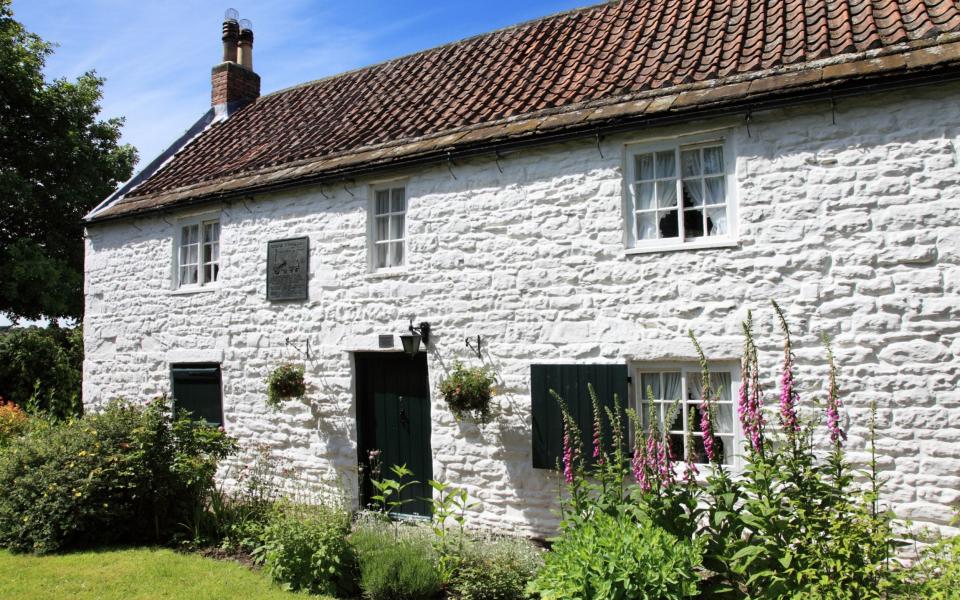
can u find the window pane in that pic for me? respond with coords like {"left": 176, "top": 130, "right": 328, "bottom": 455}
{"left": 665, "top": 402, "right": 683, "bottom": 431}
{"left": 375, "top": 244, "right": 388, "bottom": 269}
{"left": 390, "top": 214, "right": 405, "bottom": 240}
{"left": 669, "top": 434, "right": 684, "bottom": 460}
{"left": 203, "top": 244, "right": 212, "bottom": 263}
{"left": 179, "top": 245, "right": 189, "bottom": 266}
{"left": 187, "top": 244, "right": 198, "bottom": 264}
{"left": 655, "top": 151, "right": 675, "bottom": 178}
{"left": 212, "top": 243, "right": 220, "bottom": 262}
{"left": 663, "top": 373, "right": 682, "bottom": 400}
{"left": 659, "top": 210, "right": 679, "bottom": 239}
{"left": 681, "top": 149, "right": 701, "bottom": 177}
{"left": 390, "top": 242, "right": 404, "bottom": 267}
{"left": 684, "top": 209, "right": 704, "bottom": 238}
{"left": 703, "top": 146, "right": 724, "bottom": 174}
{"left": 682, "top": 180, "right": 704, "bottom": 208}
{"left": 203, "top": 222, "right": 219, "bottom": 243}
{"left": 635, "top": 183, "right": 654, "bottom": 210}
{"left": 203, "top": 264, "right": 212, "bottom": 284}
{"left": 635, "top": 153, "right": 654, "bottom": 180}
{"left": 657, "top": 180, "right": 677, "bottom": 208}
{"left": 715, "top": 403, "right": 733, "bottom": 434}
{"left": 711, "top": 373, "right": 732, "bottom": 401}
{"left": 706, "top": 207, "right": 727, "bottom": 236}
{"left": 640, "top": 373, "right": 661, "bottom": 400}
{"left": 391, "top": 188, "right": 405, "bottom": 212}
{"left": 705, "top": 177, "right": 725, "bottom": 205}
{"left": 375, "top": 190, "right": 390, "bottom": 214}
{"left": 636, "top": 213, "right": 657, "bottom": 240}
{"left": 375, "top": 216, "right": 389, "bottom": 242}
{"left": 717, "top": 435, "right": 734, "bottom": 464}
{"left": 686, "top": 372, "right": 703, "bottom": 400}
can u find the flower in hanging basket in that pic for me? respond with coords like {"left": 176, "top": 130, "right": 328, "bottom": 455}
{"left": 438, "top": 361, "right": 496, "bottom": 424}
{"left": 266, "top": 363, "right": 306, "bottom": 409}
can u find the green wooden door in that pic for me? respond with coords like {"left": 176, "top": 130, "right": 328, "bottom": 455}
{"left": 356, "top": 352, "right": 432, "bottom": 517}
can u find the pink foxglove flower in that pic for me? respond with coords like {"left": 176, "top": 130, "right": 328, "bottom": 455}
{"left": 562, "top": 424, "right": 575, "bottom": 484}
{"left": 779, "top": 355, "right": 799, "bottom": 434}
{"left": 700, "top": 398, "right": 716, "bottom": 464}
{"left": 826, "top": 348, "right": 846, "bottom": 446}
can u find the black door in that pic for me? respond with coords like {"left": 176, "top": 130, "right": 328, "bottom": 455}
{"left": 356, "top": 352, "right": 433, "bottom": 517}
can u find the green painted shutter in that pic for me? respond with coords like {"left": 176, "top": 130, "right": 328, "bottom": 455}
{"left": 171, "top": 365, "right": 223, "bottom": 427}
{"left": 531, "top": 364, "right": 628, "bottom": 469}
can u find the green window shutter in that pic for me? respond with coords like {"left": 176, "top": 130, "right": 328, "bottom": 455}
{"left": 530, "top": 364, "right": 628, "bottom": 470}
{"left": 171, "top": 364, "right": 224, "bottom": 427}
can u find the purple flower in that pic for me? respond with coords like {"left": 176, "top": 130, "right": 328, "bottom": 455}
{"left": 738, "top": 354, "right": 765, "bottom": 455}
{"left": 779, "top": 355, "right": 799, "bottom": 434}
{"left": 700, "top": 398, "right": 716, "bottom": 464}
{"left": 562, "top": 424, "right": 575, "bottom": 484}
{"left": 826, "top": 351, "right": 846, "bottom": 446}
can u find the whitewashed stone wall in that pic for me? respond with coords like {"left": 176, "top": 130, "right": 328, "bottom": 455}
{"left": 85, "top": 83, "right": 960, "bottom": 536}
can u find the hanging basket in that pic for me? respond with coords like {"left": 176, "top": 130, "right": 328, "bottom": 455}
{"left": 438, "top": 361, "right": 496, "bottom": 424}
{"left": 266, "top": 363, "right": 306, "bottom": 409}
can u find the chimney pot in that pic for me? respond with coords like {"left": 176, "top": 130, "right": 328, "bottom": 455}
{"left": 238, "top": 23, "right": 254, "bottom": 70}
{"left": 221, "top": 20, "right": 239, "bottom": 63}
{"left": 212, "top": 12, "right": 259, "bottom": 108}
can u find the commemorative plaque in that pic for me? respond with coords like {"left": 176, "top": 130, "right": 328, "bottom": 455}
{"left": 266, "top": 237, "right": 309, "bottom": 301}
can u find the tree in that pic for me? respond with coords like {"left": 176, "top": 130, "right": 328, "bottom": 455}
{"left": 0, "top": 0, "right": 136, "bottom": 321}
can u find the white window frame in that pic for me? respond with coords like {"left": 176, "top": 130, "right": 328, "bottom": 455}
{"left": 623, "top": 132, "right": 738, "bottom": 253}
{"left": 174, "top": 214, "right": 221, "bottom": 290}
{"left": 631, "top": 361, "right": 742, "bottom": 469}
{"left": 367, "top": 183, "right": 407, "bottom": 272}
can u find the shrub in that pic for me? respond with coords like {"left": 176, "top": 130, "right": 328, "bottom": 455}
{"left": 438, "top": 361, "right": 495, "bottom": 424}
{"left": 543, "top": 301, "right": 905, "bottom": 599}
{"left": 529, "top": 510, "right": 702, "bottom": 600}
{"left": 0, "top": 398, "right": 236, "bottom": 554}
{"left": 451, "top": 534, "right": 543, "bottom": 600}
{"left": 351, "top": 518, "right": 442, "bottom": 600}
{"left": 0, "top": 326, "right": 83, "bottom": 419}
{"left": 254, "top": 501, "right": 356, "bottom": 596}
{"left": 904, "top": 528, "right": 960, "bottom": 599}
{"left": 265, "top": 363, "right": 306, "bottom": 409}
{"left": 0, "top": 399, "right": 30, "bottom": 447}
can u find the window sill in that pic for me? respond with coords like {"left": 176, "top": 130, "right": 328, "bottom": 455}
{"left": 624, "top": 238, "right": 739, "bottom": 256}
{"left": 168, "top": 285, "right": 220, "bottom": 296}
{"left": 364, "top": 268, "right": 411, "bottom": 281}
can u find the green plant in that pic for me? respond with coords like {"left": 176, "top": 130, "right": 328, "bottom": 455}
{"left": 351, "top": 519, "right": 441, "bottom": 600}
{"left": 427, "top": 479, "right": 479, "bottom": 583}
{"left": 0, "top": 326, "right": 83, "bottom": 419}
{"left": 265, "top": 363, "right": 306, "bottom": 409}
{"left": 906, "top": 529, "right": 960, "bottom": 599}
{"left": 438, "top": 361, "right": 495, "bottom": 424}
{"left": 528, "top": 510, "right": 702, "bottom": 599}
{"left": 451, "top": 534, "right": 543, "bottom": 600}
{"left": 0, "top": 398, "right": 236, "bottom": 554}
{"left": 0, "top": 399, "right": 30, "bottom": 447}
{"left": 371, "top": 464, "right": 418, "bottom": 516}
{"left": 253, "top": 501, "right": 356, "bottom": 596}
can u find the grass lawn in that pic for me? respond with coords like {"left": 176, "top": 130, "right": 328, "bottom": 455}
{"left": 0, "top": 547, "right": 321, "bottom": 599}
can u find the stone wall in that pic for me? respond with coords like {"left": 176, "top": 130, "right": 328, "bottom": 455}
{"left": 84, "top": 82, "right": 960, "bottom": 536}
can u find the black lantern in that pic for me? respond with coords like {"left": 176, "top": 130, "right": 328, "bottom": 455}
{"left": 400, "top": 320, "right": 431, "bottom": 357}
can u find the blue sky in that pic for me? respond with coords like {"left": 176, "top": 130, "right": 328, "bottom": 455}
{"left": 13, "top": 0, "right": 590, "bottom": 169}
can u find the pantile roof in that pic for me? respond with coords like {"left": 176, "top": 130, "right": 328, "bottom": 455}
{"left": 91, "top": 0, "right": 960, "bottom": 221}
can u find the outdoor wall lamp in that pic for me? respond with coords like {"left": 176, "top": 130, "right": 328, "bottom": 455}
{"left": 400, "top": 319, "right": 431, "bottom": 357}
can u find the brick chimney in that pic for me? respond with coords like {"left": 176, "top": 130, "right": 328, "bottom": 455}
{"left": 211, "top": 10, "right": 260, "bottom": 108}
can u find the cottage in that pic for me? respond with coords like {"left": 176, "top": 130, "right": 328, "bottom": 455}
{"left": 84, "top": 0, "right": 960, "bottom": 536}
